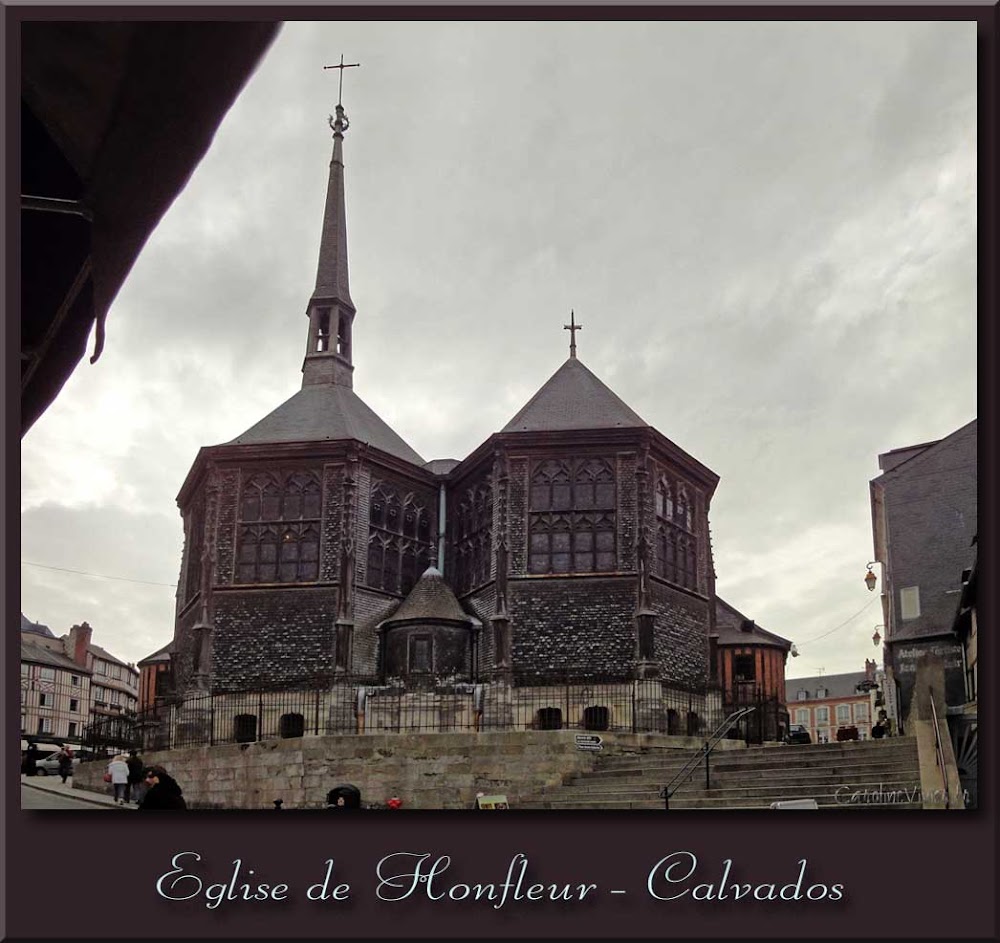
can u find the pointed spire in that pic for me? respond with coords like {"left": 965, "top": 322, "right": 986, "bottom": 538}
{"left": 303, "top": 58, "right": 361, "bottom": 389}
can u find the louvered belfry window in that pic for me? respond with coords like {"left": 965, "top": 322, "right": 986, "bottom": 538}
{"left": 237, "top": 471, "right": 322, "bottom": 583}
{"left": 528, "top": 458, "right": 616, "bottom": 574}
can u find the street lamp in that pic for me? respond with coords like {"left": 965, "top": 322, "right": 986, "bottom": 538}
{"left": 872, "top": 625, "right": 883, "bottom": 647}
{"left": 864, "top": 562, "right": 878, "bottom": 592}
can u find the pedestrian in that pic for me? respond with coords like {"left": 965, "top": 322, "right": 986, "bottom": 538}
{"left": 126, "top": 751, "right": 144, "bottom": 804}
{"left": 57, "top": 745, "right": 74, "bottom": 784}
{"left": 23, "top": 743, "right": 39, "bottom": 777}
{"left": 107, "top": 754, "right": 130, "bottom": 805}
{"left": 138, "top": 765, "right": 187, "bottom": 810}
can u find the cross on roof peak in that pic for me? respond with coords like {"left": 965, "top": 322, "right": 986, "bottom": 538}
{"left": 563, "top": 310, "right": 582, "bottom": 359}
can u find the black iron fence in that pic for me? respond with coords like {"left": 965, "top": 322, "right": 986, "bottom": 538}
{"left": 92, "top": 674, "right": 783, "bottom": 753}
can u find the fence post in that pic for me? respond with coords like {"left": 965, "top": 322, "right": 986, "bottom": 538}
{"left": 210, "top": 697, "right": 215, "bottom": 747}
{"left": 314, "top": 688, "right": 321, "bottom": 736}
{"left": 257, "top": 691, "right": 264, "bottom": 742}
{"left": 704, "top": 741, "right": 711, "bottom": 791}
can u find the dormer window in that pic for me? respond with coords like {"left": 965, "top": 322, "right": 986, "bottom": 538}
{"left": 797, "top": 690, "right": 807, "bottom": 701}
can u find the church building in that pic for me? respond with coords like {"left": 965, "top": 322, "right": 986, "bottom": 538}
{"left": 166, "top": 91, "right": 787, "bottom": 738}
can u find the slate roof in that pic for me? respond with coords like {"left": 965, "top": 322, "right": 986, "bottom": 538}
{"left": 423, "top": 458, "right": 461, "bottom": 476}
{"left": 226, "top": 384, "right": 425, "bottom": 465}
{"left": 21, "top": 639, "right": 90, "bottom": 673}
{"left": 20, "top": 613, "right": 55, "bottom": 638}
{"left": 381, "top": 567, "right": 477, "bottom": 625}
{"left": 713, "top": 598, "right": 791, "bottom": 650}
{"left": 785, "top": 671, "right": 868, "bottom": 702}
{"left": 138, "top": 640, "right": 174, "bottom": 666}
{"left": 89, "top": 642, "right": 137, "bottom": 670}
{"left": 501, "top": 357, "right": 648, "bottom": 434}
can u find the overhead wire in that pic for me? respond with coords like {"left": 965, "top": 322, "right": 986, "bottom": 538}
{"left": 20, "top": 560, "right": 177, "bottom": 588}
{"left": 794, "top": 595, "right": 880, "bottom": 647}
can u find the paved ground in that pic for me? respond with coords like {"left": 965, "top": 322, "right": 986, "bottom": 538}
{"left": 20, "top": 775, "right": 137, "bottom": 811}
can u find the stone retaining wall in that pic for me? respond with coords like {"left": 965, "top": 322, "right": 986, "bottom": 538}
{"left": 72, "top": 731, "right": 744, "bottom": 810}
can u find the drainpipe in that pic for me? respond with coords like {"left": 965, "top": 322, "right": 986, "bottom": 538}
{"left": 437, "top": 483, "right": 447, "bottom": 574}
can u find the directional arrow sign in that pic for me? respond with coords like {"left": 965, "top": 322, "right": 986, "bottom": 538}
{"left": 575, "top": 734, "right": 603, "bottom": 752}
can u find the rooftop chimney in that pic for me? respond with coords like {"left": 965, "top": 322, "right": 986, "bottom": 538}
{"left": 69, "top": 622, "right": 93, "bottom": 668}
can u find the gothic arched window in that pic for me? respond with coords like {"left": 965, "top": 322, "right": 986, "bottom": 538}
{"left": 383, "top": 537, "right": 401, "bottom": 594}
{"left": 528, "top": 458, "right": 616, "bottom": 574}
{"left": 675, "top": 485, "right": 692, "bottom": 532}
{"left": 367, "top": 480, "right": 437, "bottom": 595}
{"left": 451, "top": 478, "right": 493, "bottom": 595}
{"left": 401, "top": 546, "right": 418, "bottom": 596}
{"left": 236, "top": 470, "right": 322, "bottom": 584}
{"left": 184, "top": 500, "right": 205, "bottom": 602}
{"left": 368, "top": 536, "right": 385, "bottom": 590}
{"left": 653, "top": 469, "right": 700, "bottom": 593}
{"left": 655, "top": 477, "right": 673, "bottom": 520}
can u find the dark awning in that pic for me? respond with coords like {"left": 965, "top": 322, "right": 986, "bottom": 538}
{"left": 20, "top": 20, "right": 281, "bottom": 434}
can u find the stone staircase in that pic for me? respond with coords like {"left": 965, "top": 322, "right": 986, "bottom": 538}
{"left": 519, "top": 737, "right": 923, "bottom": 810}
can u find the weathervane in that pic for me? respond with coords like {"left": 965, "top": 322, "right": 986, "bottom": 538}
{"left": 323, "top": 54, "right": 360, "bottom": 135}
{"left": 564, "top": 310, "right": 582, "bottom": 359}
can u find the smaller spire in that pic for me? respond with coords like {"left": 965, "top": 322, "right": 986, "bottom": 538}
{"left": 563, "top": 309, "right": 583, "bottom": 359}
{"left": 303, "top": 57, "right": 361, "bottom": 390}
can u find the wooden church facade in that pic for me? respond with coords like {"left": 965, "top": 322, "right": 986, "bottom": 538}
{"left": 164, "top": 95, "right": 788, "bottom": 737}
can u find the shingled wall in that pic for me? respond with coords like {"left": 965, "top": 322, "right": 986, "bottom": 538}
{"left": 648, "top": 580, "right": 710, "bottom": 687}
{"left": 508, "top": 577, "right": 637, "bottom": 681}
{"left": 212, "top": 587, "right": 339, "bottom": 690}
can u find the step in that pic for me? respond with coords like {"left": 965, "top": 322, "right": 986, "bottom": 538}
{"left": 518, "top": 796, "right": 923, "bottom": 811}
{"left": 596, "top": 737, "right": 917, "bottom": 769}
{"left": 593, "top": 743, "right": 917, "bottom": 772}
{"left": 570, "top": 758, "right": 919, "bottom": 785}
{"left": 543, "top": 778, "right": 922, "bottom": 804}
{"left": 594, "top": 739, "right": 916, "bottom": 767}
{"left": 551, "top": 780, "right": 921, "bottom": 803}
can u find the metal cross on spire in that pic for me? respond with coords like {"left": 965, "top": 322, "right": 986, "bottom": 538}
{"left": 563, "top": 310, "right": 583, "bottom": 359}
{"left": 323, "top": 54, "right": 361, "bottom": 106}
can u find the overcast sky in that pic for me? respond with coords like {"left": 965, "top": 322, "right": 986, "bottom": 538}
{"left": 20, "top": 21, "right": 976, "bottom": 680}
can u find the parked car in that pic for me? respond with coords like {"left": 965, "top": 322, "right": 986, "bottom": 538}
{"left": 35, "top": 753, "right": 84, "bottom": 776}
{"left": 784, "top": 724, "right": 812, "bottom": 745}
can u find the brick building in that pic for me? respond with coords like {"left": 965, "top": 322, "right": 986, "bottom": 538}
{"left": 786, "top": 668, "right": 876, "bottom": 744}
{"left": 165, "top": 97, "right": 784, "bottom": 737}
{"left": 869, "top": 420, "right": 977, "bottom": 724}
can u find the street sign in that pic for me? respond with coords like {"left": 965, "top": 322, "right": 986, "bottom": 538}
{"left": 476, "top": 794, "right": 509, "bottom": 809}
{"left": 575, "top": 734, "right": 603, "bottom": 752}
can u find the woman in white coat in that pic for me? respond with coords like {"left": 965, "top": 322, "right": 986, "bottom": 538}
{"left": 107, "top": 754, "right": 130, "bottom": 805}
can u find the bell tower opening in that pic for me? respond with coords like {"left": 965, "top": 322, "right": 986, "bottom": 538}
{"left": 316, "top": 308, "right": 331, "bottom": 352}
